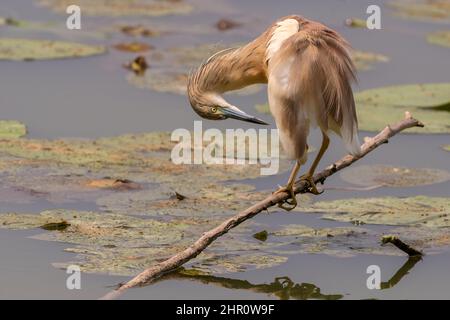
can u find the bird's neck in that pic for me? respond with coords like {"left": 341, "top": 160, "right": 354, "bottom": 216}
{"left": 194, "top": 38, "right": 269, "bottom": 95}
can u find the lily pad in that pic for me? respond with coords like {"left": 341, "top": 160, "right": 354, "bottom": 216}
{"left": 38, "top": 0, "right": 193, "bottom": 17}
{"left": 0, "top": 120, "right": 27, "bottom": 138}
{"left": 0, "top": 38, "right": 106, "bottom": 61}
{"left": 427, "top": 30, "right": 450, "bottom": 48}
{"left": 340, "top": 165, "right": 450, "bottom": 187}
{"left": 389, "top": 0, "right": 450, "bottom": 23}
{"left": 355, "top": 83, "right": 450, "bottom": 133}
{"left": 301, "top": 196, "right": 450, "bottom": 228}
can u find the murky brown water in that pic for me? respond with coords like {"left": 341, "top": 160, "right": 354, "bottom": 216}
{"left": 0, "top": 0, "right": 449, "bottom": 299}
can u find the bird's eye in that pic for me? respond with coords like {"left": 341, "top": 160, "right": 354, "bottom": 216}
{"left": 211, "top": 107, "right": 218, "bottom": 113}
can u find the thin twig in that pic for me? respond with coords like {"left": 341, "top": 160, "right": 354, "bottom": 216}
{"left": 100, "top": 112, "right": 424, "bottom": 300}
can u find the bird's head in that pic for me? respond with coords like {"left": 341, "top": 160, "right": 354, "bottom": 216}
{"left": 187, "top": 49, "right": 268, "bottom": 125}
{"left": 187, "top": 90, "right": 268, "bottom": 125}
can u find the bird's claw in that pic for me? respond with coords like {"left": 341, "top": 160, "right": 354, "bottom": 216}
{"left": 274, "top": 184, "right": 297, "bottom": 211}
{"left": 300, "top": 174, "right": 323, "bottom": 195}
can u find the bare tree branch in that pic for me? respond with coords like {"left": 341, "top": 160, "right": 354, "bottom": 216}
{"left": 100, "top": 112, "right": 424, "bottom": 300}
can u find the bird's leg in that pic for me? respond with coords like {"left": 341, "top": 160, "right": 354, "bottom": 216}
{"left": 274, "top": 161, "right": 301, "bottom": 211}
{"left": 300, "top": 131, "right": 329, "bottom": 195}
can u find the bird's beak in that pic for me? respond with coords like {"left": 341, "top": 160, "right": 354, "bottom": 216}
{"left": 221, "top": 106, "right": 269, "bottom": 125}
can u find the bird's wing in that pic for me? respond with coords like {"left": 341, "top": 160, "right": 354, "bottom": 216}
{"left": 268, "top": 19, "right": 360, "bottom": 155}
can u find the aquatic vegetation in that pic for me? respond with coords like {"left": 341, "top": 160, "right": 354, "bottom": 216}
{"left": 2, "top": 117, "right": 444, "bottom": 277}
{"left": 113, "top": 42, "right": 153, "bottom": 53}
{"left": 427, "top": 30, "right": 450, "bottom": 48}
{"left": 0, "top": 120, "right": 27, "bottom": 139}
{"left": 0, "top": 129, "right": 287, "bottom": 207}
{"left": 124, "top": 55, "right": 149, "bottom": 75}
{"left": 389, "top": 0, "right": 450, "bottom": 23}
{"left": 0, "top": 38, "right": 106, "bottom": 61}
{"left": 355, "top": 83, "right": 450, "bottom": 133}
{"left": 119, "top": 25, "right": 161, "bottom": 37}
{"left": 340, "top": 165, "right": 450, "bottom": 187}
{"left": 37, "top": 0, "right": 193, "bottom": 17}
{"left": 300, "top": 196, "right": 450, "bottom": 228}
{"left": 96, "top": 184, "right": 270, "bottom": 218}
{"left": 351, "top": 50, "right": 389, "bottom": 71}
{"left": 0, "top": 17, "right": 24, "bottom": 27}
{"left": 0, "top": 208, "right": 429, "bottom": 276}
{"left": 345, "top": 18, "right": 367, "bottom": 28}
{"left": 253, "top": 230, "right": 269, "bottom": 241}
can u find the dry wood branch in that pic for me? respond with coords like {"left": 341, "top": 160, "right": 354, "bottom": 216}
{"left": 101, "top": 112, "right": 424, "bottom": 300}
{"left": 381, "top": 235, "right": 423, "bottom": 257}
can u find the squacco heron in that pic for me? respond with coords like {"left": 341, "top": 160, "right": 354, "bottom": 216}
{"left": 188, "top": 15, "right": 361, "bottom": 210}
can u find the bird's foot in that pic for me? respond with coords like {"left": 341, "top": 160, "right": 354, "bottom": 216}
{"left": 274, "top": 184, "right": 297, "bottom": 211}
{"left": 299, "top": 174, "right": 323, "bottom": 195}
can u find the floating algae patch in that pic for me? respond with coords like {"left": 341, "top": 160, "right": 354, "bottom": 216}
{"left": 0, "top": 120, "right": 27, "bottom": 138}
{"left": 267, "top": 225, "right": 393, "bottom": 258}
{"left": 388, "top": 0, "right": 450, "bottom": 23}
{"left": 96, "top": 184, "right": 270, "bottom": 218}
{"left": 113, "top": 42, "right": 153, "bottom": 53}
{"left": 37, "top": 0, "right": 193, "bottom": 17}
{"left": 356, "top": 83, "right": 450, "bottom": 133}
{"left": 0, "top": 38, "right": 106, "bottom": 61}
{"left": 0, "top": 129, "right": 288, "bottom": 208}
{"left": 300, "top": 196, "right": 450, "bottom": 228}
{"left": 351, "top": 50, "right": 389, "bottom": 71}
{"left": 190, "top": 253, "right": 288, "bottom": 274}
{"left": 0, "top": 209, "right": 285, "bottom": 276}
{"left": 0, "top": 210, "right": 210, "bottom": 275}
{"left": 427, "top": 30, "right": 450, "bottom": 48}
{"left": 340, "top": 165, "right": 450, "bottom": 188}
{"left": 0, "top": 132, "right": 174, "bottom": 167}
{"left": 269, "top": 222, "right": 450, "bottom": 257}
{"left": 256, "top": 83, "right": 450, "bottom": 133}
{"left": 1, "top": 207, "right": 449, "bottom": 275}
{"left": 0, "top": 165, "right": 143, "bottom": 205}
{"left": 4, "top": 128, "right": 449, "bottom": 275}
{"left": 387, "top": 226, "right": 450, "bottom": 253}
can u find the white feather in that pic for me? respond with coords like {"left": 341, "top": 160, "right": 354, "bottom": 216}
{"left": 266, "top": 19, "right": 299, "bottom": 62}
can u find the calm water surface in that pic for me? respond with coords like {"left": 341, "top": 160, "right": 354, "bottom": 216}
{"left": 0, "top": 0, "right": 449, "bottom": 299}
